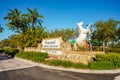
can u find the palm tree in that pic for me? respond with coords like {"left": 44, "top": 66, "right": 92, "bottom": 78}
{"left": 0, "top": 24, "right": 4, "bottom": 33}
{"left": 4, "top": 8, "right": 22, "bottom": 32}
{"left": 20, "top": 17, "right": 30, "bottom": 34}
{"left": 23, "top": 8, "right": 44, "bottom": 29}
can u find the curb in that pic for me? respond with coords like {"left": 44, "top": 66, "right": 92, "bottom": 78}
{"left": 15, "top": 57, "right": 120, "bottom": 74}
{"left": 0, "top": 66, "right": 35, "bottom": 72}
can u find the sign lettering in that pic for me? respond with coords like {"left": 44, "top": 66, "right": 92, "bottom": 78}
{"left": 41, "top": 38, "right": 62, "bottom": 55}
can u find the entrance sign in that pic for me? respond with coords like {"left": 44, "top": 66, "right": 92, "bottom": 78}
{"left": 42, "top": 39, "right": 61, "bottom": 48}
{"left": 41, "top": 37, "right": 62, "bottom": 55}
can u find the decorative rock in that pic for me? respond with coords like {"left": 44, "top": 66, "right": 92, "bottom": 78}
{"left": 57, "top": 53, "right": 97, "bottom": 64}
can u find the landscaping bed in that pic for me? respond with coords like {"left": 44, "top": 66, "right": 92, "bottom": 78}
{"left": 15, "top": 51, "right": 120, "bottom": 70}
{"left": 1, "top": 48, "right": 120, "bottom": 70}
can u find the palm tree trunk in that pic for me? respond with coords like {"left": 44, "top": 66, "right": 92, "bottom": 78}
{"left": 32, "top": 18, "right": 34, "bottom": 29}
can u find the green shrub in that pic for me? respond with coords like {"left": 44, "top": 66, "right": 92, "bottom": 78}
{"left": 31, "top": 57, "right": 45, "bottom": 62}
{"left": 4, "top": 48, "right": 19, "bottom": 57}
{"left": 62, "top": 60, "right": 73, "bottom": 68}
{"left": 72, "top": 63, "right": 88, "bottom": 69}
{"left": 92, "top": 53, "right": 120, "bottom": 69}
{"left": 45, "top": 59, "right": 73, "bottom": 68}
{"left": 113, "top": 60, "right": 120, "bottom": 68}
{"left": 16, "top": 52, "right": 31, "bottom": 59}
{"left": 88, "top": 61, "right": 116, "bottom": 70}
{"left": 95, "top": 54, "right": 108, "bottom": 61}
{"left": 33, "top": 52, "right": 48, "bottom": 58}
{"left": 0, "top": 48, "right": 4, "bottom": 53}
{"left": 45, "top": 60, "right": 63, "bottom": 66}
{"left": 95, "top": 53, "right": 120, "bottom": 61}
{"left": 16, "top": 52, "right": 48, "bottom": 62}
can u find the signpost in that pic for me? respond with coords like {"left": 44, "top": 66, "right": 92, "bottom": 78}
{"left": 41, "top": 37, "right": 62, "bottom": 55}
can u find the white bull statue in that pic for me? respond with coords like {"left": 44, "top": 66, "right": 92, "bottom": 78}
{"left": 69, "top": 21, "right": 92, "bottom": 50}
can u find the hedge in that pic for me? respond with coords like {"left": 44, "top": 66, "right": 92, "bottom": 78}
{"left": 16, "top": 52, "right": 48, "bottom": 62}
{"left": 4, "top": 48, "right": 19, "bottom": 57}
{"left": 95, "top": 53, "right": 120, "bottom": 61}
{"left": 44, "top": 60, "right": 73, "bottom": 68}
{"left": 88, "top": 61, "right": 116, "bottom": 70}
{"left": 89, "top": 53, "right": 120, "bottom": 69}
{"left": 72, "top": 63, "right": 88, "bottom": 69}
{"left": 44, "top": 59, "right": 88, "bottom": 68}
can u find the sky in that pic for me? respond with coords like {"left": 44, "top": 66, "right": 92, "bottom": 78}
{"left": 0, "top": 0, "right": 120, "bottom": 41}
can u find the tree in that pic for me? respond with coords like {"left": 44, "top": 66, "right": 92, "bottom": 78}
{"left": 0, "top": 24, "right": 4, "bottom": 33}
{"left": 9, "top": 34, "right": 21, "bottom": 48}
{"left": 21, "top": 8, "right": 44, "bottom": 44}
{"left": 117, "top": 27, "right": 120, "bottom": 40}
{"left": 3, "top": 8, "right": 47, "bottom": 48}
{"left": 0, "top": 39, "right": 11, "bottom": 47}
{"left": 93, "top": 19, "right": 120, "bottom": 52}
{"left": 49, "top": 28, "right": 77, "bottom": 41}
{"left": 4, "top": 8, "right": 22, "bottom": 32}
{"left": 20, "top": 17, "right": 30, "bottom": 34}
{"left": 23, "top": 8, "right": 44, "bottom": 29}
{"left": 23, "top": 26, "right": 49, "bottom": 47}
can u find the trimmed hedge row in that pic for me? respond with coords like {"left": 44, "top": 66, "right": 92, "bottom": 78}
{"left": 88, "top": 53, "right": 120, "bottom": 70}
{"left": 95, "top": 53, "right": 120, "bottom": 61}
{"left": 44, "top": 59, "right": 87, "bottom": 69}
{"left": 89, "top": 61, "right": 116, "bottom": 70}
{"left": 44, "top": 60, "right": 73, "bottom": 68}
{"left": 16, "top": 52, "right": 48, "bottom": 62}
{"left": 72, "top": 62, "right": 88, "bottom": 69}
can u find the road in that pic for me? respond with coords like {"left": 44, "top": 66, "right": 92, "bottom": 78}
{"left": 0, "top": 53, "right": 120, "bottom": 80}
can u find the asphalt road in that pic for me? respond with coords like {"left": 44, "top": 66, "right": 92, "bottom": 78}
{"left": 0, "top": 67, "right": 119, "bottom": 80}
{"left": 0, "top": 53, "right": 120, "bottom": 80}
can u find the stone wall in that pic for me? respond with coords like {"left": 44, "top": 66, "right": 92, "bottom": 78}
{"left": 57, "top": 53, "right": 96, "bottom": 64}
{"left": 24, "top": 43, "right": 41, "bottom": 52}
{"left": 24, "top": 47, "right": 39, "bottom": 52}
{"left": 62, "top": 42, "right": 72, "bottom": 51}
{"left": 24, "top": 42, "right": 72, "bottom": 52}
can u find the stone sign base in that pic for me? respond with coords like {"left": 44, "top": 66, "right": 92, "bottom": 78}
{"left": 57, "top": 51, "right": 103, "bottom": 64}
{"left": 46, "top": 51, "right": 103, "bottom": 64}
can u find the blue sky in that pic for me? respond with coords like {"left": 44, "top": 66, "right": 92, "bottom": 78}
{"left": 0, "top": 0, "right": 120, "bottom": 41}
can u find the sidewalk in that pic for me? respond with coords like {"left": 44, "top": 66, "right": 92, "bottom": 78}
{"left": 15, "top": 57, "right": 120, "bottom": 74}
{"left": 0, "top": 55, "right": 35, "bottom": 72}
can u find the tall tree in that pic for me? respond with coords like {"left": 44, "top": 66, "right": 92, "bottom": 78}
{"left": 4, "top": 8, "right": 22, "bottom": 32}
{"left": 23, "top": 8, "right": 44, "bottom": 29}
{"left": 94, "top": 19, "right": 119, "bottom": 52}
